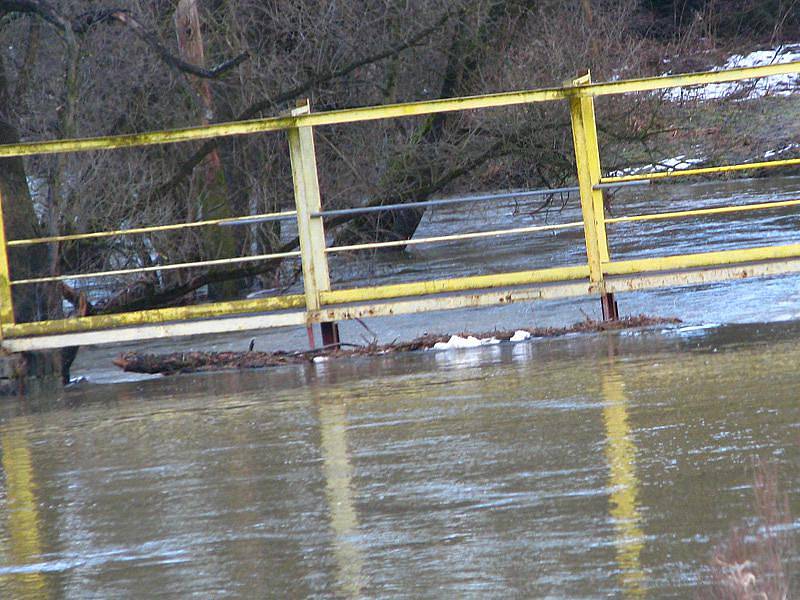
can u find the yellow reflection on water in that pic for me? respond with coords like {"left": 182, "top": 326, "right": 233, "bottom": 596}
{"left": 0, "top": 423, "right": 50, "bottom": 599}
{"left": 318, "top": 400, "right": 366, "bottom": 598}
{"left": 601, "top": 367, "right": 646, "bottom": 598}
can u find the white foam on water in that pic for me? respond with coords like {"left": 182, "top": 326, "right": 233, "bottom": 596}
{"left": 432, "top": 335, "right": 501, "bottom": 351}
{"left": 509, "top": 330, "right": 531, "bottom": 342}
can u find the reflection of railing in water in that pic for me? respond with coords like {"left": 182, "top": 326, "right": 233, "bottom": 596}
{"left": 0, "top": 425, "right": 50, "bottom": 599}
{"left": 601, "top": 365, "right": 646, "bottom": 598}
{"left": 0, "top": 61, "right": 799, "bottom": 353}
{"left": 317, "top": 398, "right": 366, "bottom": 598}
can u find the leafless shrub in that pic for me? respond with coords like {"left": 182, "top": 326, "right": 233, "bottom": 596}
{"left": 698, "top": 458, "right": 794, "bottom": 600}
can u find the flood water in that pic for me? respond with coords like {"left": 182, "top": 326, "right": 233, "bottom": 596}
{"left": 3, "top": 177, "right": 800, "bottom": 597}
{"left": 2, "top": 322, "right": 800, "bottom": 597}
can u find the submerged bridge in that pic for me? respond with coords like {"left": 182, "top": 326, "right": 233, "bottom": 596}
{"left": 0, "top": 62, "right": 799, "bottom": 354}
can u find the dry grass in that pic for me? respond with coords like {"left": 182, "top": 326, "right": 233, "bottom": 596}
{"left": 699, "top": 459, "right": 794, "bottom": 599}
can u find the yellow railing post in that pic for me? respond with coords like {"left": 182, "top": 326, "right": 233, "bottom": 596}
{"left": 288, "top": 100, "right": 339, "bottom": 348}
{"left": 0, "top": 188, "right": 16, "bottom": 338}
{"left": 569, "top": 72, "right": 618, "bottom": 320}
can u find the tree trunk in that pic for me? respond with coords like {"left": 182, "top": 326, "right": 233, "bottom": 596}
{"left": 0, "top": 55, "right": 48, "bottom": 323}
{"left": 175, "top": 0, "right": 240, "bottom": 300}
{"left": 0, "top": 54, "right": 62, "bottom": 384}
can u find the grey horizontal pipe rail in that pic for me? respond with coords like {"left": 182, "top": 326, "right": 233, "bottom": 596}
{"left": 310, "top": 186, "right": 582, "bottom": 219}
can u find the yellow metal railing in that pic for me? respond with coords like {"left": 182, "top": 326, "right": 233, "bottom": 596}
{"left": 0, "top": 60, "right": 798, "bottom": 350}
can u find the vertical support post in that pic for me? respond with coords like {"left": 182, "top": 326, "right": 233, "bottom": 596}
{"left": 0, "top": 187, "right": 16, "bottom": 339}
{"left": 288, "top": 99, "right": 340, "bottom": 349}
{"left": 569, "top": 71, "right": 618, "bottom": 321}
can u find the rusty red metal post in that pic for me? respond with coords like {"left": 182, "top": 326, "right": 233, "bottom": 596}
{"left": 320, "top": 322, "right": 340, "bottom": 349}
{"left": 601, "top": 292, "right": 619, "bottom": 321}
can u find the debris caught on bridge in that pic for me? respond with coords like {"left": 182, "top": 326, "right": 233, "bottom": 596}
{"left": 112, "top": 315, "right": 680, "bottom": 376}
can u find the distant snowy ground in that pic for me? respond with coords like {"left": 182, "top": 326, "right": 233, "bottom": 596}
{"left": 666, "top": 43, "right": 800, "bottom": 101}
{"left": 608, "top": 45, "right": 800, "bottom": 178}
{"left": 607, "top": 155, "right": 705, "bottom": 178}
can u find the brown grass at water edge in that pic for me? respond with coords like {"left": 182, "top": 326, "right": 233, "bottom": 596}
{"left": 697, "top": 459, "right": 794, "bottom": 600}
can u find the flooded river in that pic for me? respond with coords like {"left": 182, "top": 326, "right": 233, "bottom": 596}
{"left": 1, "top": 322, "right": 799, "bottom": 597}
{"left": 2, "top": 178, "right": 800, "bottom": 597}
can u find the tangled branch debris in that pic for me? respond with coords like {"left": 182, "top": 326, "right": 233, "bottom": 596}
{"left": 113, "top": 315, "right": 680, "bottom": 375}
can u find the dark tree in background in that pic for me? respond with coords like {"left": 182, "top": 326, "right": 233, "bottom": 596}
{"left": 644, "top": 0, "right": 799, "bottom": 39}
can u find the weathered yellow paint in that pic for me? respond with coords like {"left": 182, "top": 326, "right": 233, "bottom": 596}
{"left": 321, "top": 265, "right": 591, "bottom": 305}
{"left": 11, "top": 251, "right": 301, "bottom": 286}
{"left": 0, "top": 60, "right": 792, "bottom": 159}
{"left": 581, "top": 94, "right": 611, "bottom": 263}
{"left": 326, "top": 220, "right": 586, "bottom": 253}
{"left": 602, "top": 157, "right": 800, "bottom": 184}
{"left": 605, "top": 257, "right": 800, "bottom": 294}
{"left": 289, "top": 101, "right": 331, "bottom": 314}
{"left": 570, "top": 73, "right": 606, "bottom": 283}
{"left": 0, "top": 187, "right": 15, "bottom": 332}
{"left": 582, "top": 60, "right": 800, "bottom": 97}
{"left": 6, "top": 210, "right": 297, "bottom": 247}
{"left": 572, "top": 73, "right": 610, "bottom": 262}
{"left": 311, "top": 281, "right": 594, "bottom": 324}
{"left": 3, "top": 310, "right": 309, "bottom": 352}
{"left": 9, "top": 252, "right": 800, "bottom": 350}
{"left": 3, "top": 294, "right": 305, "bottom": 338}
{"left": 604, "top": 244, "right": 800, "bottom": 276}
{"left": 601, "top": 369, "right": 646, "bottom": 598}
{"left": 605, "top": 198, "right": 800, "bottom": 225}
{"left": 0, "top": 90, "right": 567, "bottom": 159}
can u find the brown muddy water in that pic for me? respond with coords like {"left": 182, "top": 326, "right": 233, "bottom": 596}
{"left": 1, "top": 321, "right": 800, "bottom": 598}
{"left": 3, "top": 177, "right": 800, "bottom": 597}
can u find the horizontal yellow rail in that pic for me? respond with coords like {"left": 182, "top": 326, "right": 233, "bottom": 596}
{"left": 0, "top": 61, "right": 796, "bottom": 159}
{"left": 11, "top": 251, "right": 301, "bottom": 286}
{"left": 602, "top": 157, "right": 800, "bottom": 184}
{"left": 321, "top": 265, "right": 591, "bottom": 304}
{"left": 7, "top": 210, "right": 297, "bottom": 247}
{"left": 0, "top": 89, "right": 566, "bottom": 159}
{"left": 605, "top": 198, "right": 800, "bottom": 225}
{"left": 326, "top": 221, "right": 585, "bottom": 253}
{"left": 604, "top": 243, "right": 800, "bottom": 276}
{"left": 3, "top": 294, "right": 306, "bottom": 338}
{"left": 580, "top": 60, "right": 800, "bottom": 97}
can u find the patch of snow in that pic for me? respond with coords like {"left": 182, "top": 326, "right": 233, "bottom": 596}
{"left": 608, "top": 154, "right": 705, "bottom": 177}
{"left": 665, "top": 43, "right": 800, "bottom": 102}
{"left": 764, "top": 144, "right": 799, "bottom": 159}
{"left": 27, "top": 176, "right": 47, "bottom": 221}
{"left": 509, "top": 330, "right": 531, "bottom": 342}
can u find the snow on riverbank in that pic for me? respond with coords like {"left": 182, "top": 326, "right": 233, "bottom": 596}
{"left": 607, "top": 154, "right": 706, "bottom": 178}
{"left": 666, "top": 43, "right": 800, "bottom": 101}
{"left": 764, "top": 143, "right": 799, "bottom": 159}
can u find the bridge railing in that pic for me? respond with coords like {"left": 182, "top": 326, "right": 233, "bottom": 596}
{"left": 0, "top": 61, "right": 799, "bottom": 351}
